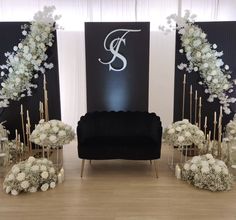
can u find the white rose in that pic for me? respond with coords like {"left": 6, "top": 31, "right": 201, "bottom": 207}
{"left": 205, "top": 154, "right": 213, "bottom": 160}
{"left": 41, "top": 171, "right": 49, "bottom": 179}
{"left": 177, "top": 136, "right": 185, "bottom": 143}
{"left": 201, "top": 161, "right": 209, "bottom": 167}
{"left": 12, "top": 166, "right": 20, "bottom": 174}
{"left": 44, "top": 123, "right": 51, "bottom": 130}
{"left": 190, "top": 164, "right": 198, "bottom": 172}
{"left": 213, "top": 165, "right": 221, "bottom": 173}
{"left": 175, "top": 126, "right": 182, "bottom": 132}
{"left": 52, "top": 126, "right": 59, "bottom": 133}
{"left": 182, "top": 119, "right": 189, "bottom": 124}
{"left": 11, "top": 189, "right": 19, "bottom": 196}
{"left": 28, "top": 156, "right": 36, "bottom": 163}
{"left": 39, "top": 133, "right": 47, "bottom": 140}
{"left": 191, "top": 156, "right": 200, "bottom": 164}
{"left": 5, "top": 186, "right": 11, "bottom": 194}
{"left": 49, "top": 135, "right": 57, "bottom": 143}
{"left": 184, "top": 163, "right": 190, "bottom": 170}
{"left": 8, "top": 174, "right": 15, "bottom": 181}
{"left": 21, "top": 180, "right": 30, "bottom": 189}
{"left": 208, "top": 158, "right": 215, "bottom": 165}
{"left": 167, "top": 128, "right": 175, "bottom": 134}
{"left": 40, "top": 165, "right": 47, "bottom": 171}
{"left": 185, "top": 131, "right": 191, "bottom": 137}
{"left": 16, "top": 172, "right": 26, "bottom": 181}
{"left": 217, "top": 160, "right": 226, "bottom": 167}
{"left": 50, "top": 182, "right": 56, "bottom": 189}
{"left": 58, "top": 130, "right": 66, "bottom": 137}
{"left": 201, "top": 166, "right": 210, "bottom": 174}
{"left": 31, "top": 165, "right": 39, "bottom": 172}
{"left": 41, "top": 183, "right": 49, "bottom": 192}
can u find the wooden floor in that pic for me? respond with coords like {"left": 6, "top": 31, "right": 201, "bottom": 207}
{"left": 0, "top": 141, "right": 236, "bottom": 220}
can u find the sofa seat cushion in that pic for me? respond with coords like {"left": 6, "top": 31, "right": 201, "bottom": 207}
{"left": 82, "top": 136, "right": 157, "bottom": 146}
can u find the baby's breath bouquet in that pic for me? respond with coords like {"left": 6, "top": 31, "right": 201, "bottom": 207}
{"left": 164, "top": 119, "right": 205, "bottom": 147}
{"left": 182, "top": 154, "right": 233, "bottom": 191}
{"left": 30, "top": 119, "right": 75, "bottom": 148}
{"left": 3, "top": 156, "right": 57, "bottom": 195}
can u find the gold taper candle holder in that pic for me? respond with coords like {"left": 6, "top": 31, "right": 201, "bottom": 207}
{"left": 182, "top": 74, "right": 186, "bottom": 119}
{"left": 194, "top": 90, "right": 198, "bottom": 124}
{"left": 189, "top": 85, "right": 192, "bottom": 123}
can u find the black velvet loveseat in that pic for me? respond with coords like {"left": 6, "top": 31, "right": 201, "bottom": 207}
{"left": 77, "top": 111, "right": 162, "bottom": 177}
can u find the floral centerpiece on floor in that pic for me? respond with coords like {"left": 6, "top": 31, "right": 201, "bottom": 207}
{"left": 160, "top": 10, "right": 236, "bottom": 114}
{"left": 3, "top": 156, "right": 57, "bottom": 195}
{"left": 0, "top": 6, "right": 61, "bottom": 107}
{"left": 182, "top": 154, "right": 233, "bottom": 191}
{"left": 29, "top": 119, "right": 75, "bottom": 148}
{"left": 163, "top": 119, "right": 205, "bottom": 147}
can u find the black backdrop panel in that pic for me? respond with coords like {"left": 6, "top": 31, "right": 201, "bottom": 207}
{"left": 0, "top": 22, "right": 61, "bottom": 139}
{"left": 174, "top": 21, "right": 236, "bottom": 132}
{"left": 85, "top": 22, "right": 150, "bottom": 112}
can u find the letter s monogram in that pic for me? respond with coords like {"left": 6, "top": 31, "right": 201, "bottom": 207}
{"left": 98, "top": 29, "right": 141, "bottom": 72}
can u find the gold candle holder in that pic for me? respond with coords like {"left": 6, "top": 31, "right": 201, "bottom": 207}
{"left": 204, "top": 116, "right": 207, "bottom": 139}
{"left": 182, "top": 74, "right": 186, "bottom": 119}
{"left": 43, "top": 75, "right": 49, "bottom": 121}
{"left": 20, "top": 104, "right": 26, "bottom": 146}
{"left": 198, "top": 97, "right": 202, "bottom": 129}
{"left": 189, "top": 85, "right": 192, "bottom": 123}
{"left": 194, "top": 90, "right": 198, "bottom": 125}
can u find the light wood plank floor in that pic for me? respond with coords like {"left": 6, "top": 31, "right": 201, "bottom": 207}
{"left": 0, "top": 141, "right": 236, "bottom": 220}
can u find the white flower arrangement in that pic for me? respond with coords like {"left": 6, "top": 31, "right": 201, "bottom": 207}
{"left": 0, "top": 6, "right": 61, "bottom": 107}
{"left": 3, "top": 156, "right": 57, "bottom": 195}
{"left": 0, "top": 122, "right": 8, "bottom": 139}
{"left": 181, "top": 154, "right": 233, "bottom": 191}
{"left": 160, "top": 10, "right": 236, "bottom": 114}
{"left": 225, "top": 114, "right": 236, "bottom": 142}
{"left": 30, "top": 119, "right": 75, "bottom": 148}
{"left": 163, "top": 119, "right": 205, "bottom": 147}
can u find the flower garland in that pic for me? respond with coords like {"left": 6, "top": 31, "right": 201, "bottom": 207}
{"left": 163, "top": 119, "right": 205, "bottom": 147}
{"left": 160, "top": 10, "right": 236, "bottom": 114}
{"left": 0, "top": 6, "right": 61, "bottom": 107}
{"left": 30, "top": 119, "right": 75, "bottom": 148}
{"left": 3, "top": 156, "right": 57, "bottom": 195}
{"left": 182, "top": 154, "right": 232, "bottom": 191}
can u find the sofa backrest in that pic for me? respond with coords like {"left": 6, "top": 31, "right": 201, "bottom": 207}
{"left": 77, "top": 111, "right": 162, "bottom": 143}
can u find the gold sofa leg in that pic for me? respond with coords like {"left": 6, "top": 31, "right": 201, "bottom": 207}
{"left": 81, "top": 159, "right": 85, "bottom": 178}
{"left": 154, "top": 160, "right": 158, "bottom": 178}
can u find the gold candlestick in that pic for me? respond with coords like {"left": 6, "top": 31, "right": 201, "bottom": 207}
{"left": 20, "top": 104, "right": 26, "bottom": 146}
{"left": 189, "top": 85, "right": 192, "bottom": 123}
{"left": 207, "top": 131, "right": 211, "bottom": 153}
{"left": 198, "top": 97, "right": 202, "bottom": 129}
{"left": 213, "top": 112, "right": 217, "bottom": 142}
{"left": 182, "top": 74, "right": 186, "bottom": 119}
{"left": 194, "top": 90, "right": 198, "bottom": 124}
{"left": 218, "top": 115, "right": 222, "bottom": 159}
{"left": 204, "top": 116, "right": 207, "bottom": 139}
{"left": 43, "top": 75, "right": 49, "bottom": 121}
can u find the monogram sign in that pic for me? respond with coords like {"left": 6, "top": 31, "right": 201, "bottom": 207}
{"left": 85, "top": 22, "right": 150, "bottom": 112}
{"left": 98, "top": 29, "right": 141, "bottom": 71}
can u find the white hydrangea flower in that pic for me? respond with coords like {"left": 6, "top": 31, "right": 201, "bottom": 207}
{"left": 50, "top": 182, "right": 56, "bottom": 189}
{"left": 29, "top": 187, "right": 37, "bottom": 193}
{"left": 16, "top": 172, "right": 26, "bottom": 181}
{"left": 41, "top": 183, "right": 49, "bottom": 192}
{"left": 41, "top": 171, "right": 49, "bottom": 179}
{"left": 11, "top": 189, "right": 19, "bottom": 196}
{"left": 21, "top": 180, "right": 30, "bottom": 189}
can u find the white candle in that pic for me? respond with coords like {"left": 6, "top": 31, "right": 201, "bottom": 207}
{"left": 199, "top": 97, "right": 202, "bottom": 107}
{"left": 20, "top": 104, "right": 23, "bottom": 114}
{"left": 214, "top": 112, "right": 217, "bottom": 123}
{"left": 183, "top": 74, "right": 186, "bottom": 84}
{"left": 220, "top": 106, "right": 223, "bottom": 118}
{"left": 190, "top": 85, "right": 192, "bottom": 94}
{"left": 58, "top": 173, "right": 63, "bottom": 184}
{"left": 195, "top": 90, "right": 198, "bottom": 100}
{"left": 204, "top": 116, "right": 207, "bottom": 127}
{"left": 175, "top": 164, "right": 181, "bottom": 179}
